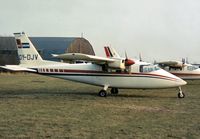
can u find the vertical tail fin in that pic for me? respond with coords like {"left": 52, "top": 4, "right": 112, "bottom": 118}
{"left": 14, "top": 32, "right": 43, "bottom": 65}
{"left": 104, "top": 46, "right": 120, "bottom": 58}
{"left": 104, "top": 46, "right": 111, "bottom": 58}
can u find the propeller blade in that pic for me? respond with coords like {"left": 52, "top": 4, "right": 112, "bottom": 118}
{"left": 125, "top": 51, "right": 128, "bottom": 60}
{"left": 139, "top": 53, "right": 142, "bottom": 62}
{"left": 182, "top": 58, "right": 185, "bottom": 64}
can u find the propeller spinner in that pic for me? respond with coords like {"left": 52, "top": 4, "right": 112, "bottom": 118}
{"left": 125, "top": 51, "right": 135, "bottom": 66}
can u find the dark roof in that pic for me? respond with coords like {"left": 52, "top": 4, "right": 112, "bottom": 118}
{"left": 30, "top": 37, "right": 75, "bottom": 51}
{"left": 30, "top": 37, "right": 76, "bottom": 61}
{"left": 0, "top": 37, "right": 17, "bottom": 50}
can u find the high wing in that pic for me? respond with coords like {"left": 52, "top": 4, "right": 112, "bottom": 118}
{"left": 52, "top": 53, "right": 115, "bottom": 64}
{"left": 0, "top": 65, "right": 37, "bottom": 72}
{"left": 52, "top": 53, "right": 126, "bottom": 69}
{"left": 157, "top": 61, "right": 179, "bottom": 65}
{"left": 157, "top": 61, "right": 184, "bottom": 68}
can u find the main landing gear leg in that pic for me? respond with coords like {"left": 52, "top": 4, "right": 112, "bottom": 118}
{"left": 178, "top": 86, "right": 185, "bottom": 98}
{"left": 98, "top": 85, "right": 109, "bottom": 97}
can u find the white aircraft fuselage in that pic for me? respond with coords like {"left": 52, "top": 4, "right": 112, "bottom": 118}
{"left": 1, "top": 32, "right": 187, "bottom": 98}
{"left": 26, "top": 60, "right": 186, "bottom": 89}
{"left": 162, "top": 64, "right": 200, "bottom": 80}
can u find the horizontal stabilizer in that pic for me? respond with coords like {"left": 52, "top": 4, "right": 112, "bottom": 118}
{"left": 0, "top": 65, "right": 37, "bottom": 72}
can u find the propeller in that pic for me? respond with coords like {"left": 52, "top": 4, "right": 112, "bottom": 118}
{"left": 181, "top": 58, "right": 187, "bottom": 69}
{"left": 139, "top": 53, "right": 142, "bottom": 62}
{"left": 182, "top": 58, "right": 185, "bottom": 64}
{"left": 124, "top": 51, "right": 135, "bottom": 66}
{"left": 186, "top": 57, "right": 189, "bottom": 64}
{"left": 153, "top": 60, "right": 157, "bottom": 65}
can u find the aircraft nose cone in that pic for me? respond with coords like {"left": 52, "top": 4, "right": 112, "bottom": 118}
{"left": 178, "top": 79, "right": 187, "bottom": 86}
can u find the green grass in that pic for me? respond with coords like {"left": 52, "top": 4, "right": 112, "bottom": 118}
{"left": 0, "top": 73, "right": 200, "bottom": 139}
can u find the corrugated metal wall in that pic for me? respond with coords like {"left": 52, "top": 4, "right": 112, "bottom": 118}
{"left": 67, "top": 38, "right": 95, "bottom": 55}
{"left": 0, "top": 37, "right": 19, "bottom": 65}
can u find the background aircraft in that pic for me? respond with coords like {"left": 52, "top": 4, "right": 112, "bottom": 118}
{"left": 157, "top": 59, "right": 200, "bottom": 80}
{"left": 1, "top": 32, "right": 186, "bottom": 98}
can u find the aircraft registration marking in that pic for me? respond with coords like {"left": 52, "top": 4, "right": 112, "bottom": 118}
{"left": 19, "top": 54, "right": 38, "bottom": 60}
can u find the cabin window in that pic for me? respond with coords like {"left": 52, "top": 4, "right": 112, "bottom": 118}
{"left": 59, "top": 69, "right": 63, "bottom": 72}
{"left": 43, "top": 69, "right": 45, "bottom": 72}
{"left": 55, "top": 69, "right": 58, "bottom": 72}
{"left": 140, "top": 65, "right": 160, "bottom": 73}
{"left": 50, "top": 69, "right": 53, "bottom": 72}
{"left": 46, "top": 69, "right": 49, "bottom": 72}
{"left": 187, "top": 66, "right": 198, "bottom": 71}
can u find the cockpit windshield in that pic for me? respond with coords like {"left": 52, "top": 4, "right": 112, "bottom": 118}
{"left": 187, "top": 65, "right": 198, "bottom": 71}
{"left": 140, "top": 64, "right": 160, "bottom": 73}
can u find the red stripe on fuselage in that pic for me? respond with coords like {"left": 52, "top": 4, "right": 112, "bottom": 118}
{"left": 171, "top": 73, "right": 200, "bottom": 76}
{"left": 38, "top": 68, "right": 179, "bottom": 82}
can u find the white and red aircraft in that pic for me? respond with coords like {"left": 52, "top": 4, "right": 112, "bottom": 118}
{"left": 1, "top": 32, "right": 187, "bottom": 98}
{"left": 157, "top": 60, "right": 200, "bottom": 80}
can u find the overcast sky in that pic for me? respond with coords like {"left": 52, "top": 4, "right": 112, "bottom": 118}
{"left": 1, "top": 0, "right": 200, "bottom": 63}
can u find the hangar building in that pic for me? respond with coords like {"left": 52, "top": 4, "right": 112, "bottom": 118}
{"left": 0, "top": 36, "right": 95, "bottom": 65}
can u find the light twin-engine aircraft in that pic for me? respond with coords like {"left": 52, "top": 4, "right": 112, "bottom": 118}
{"left": 1, "top": 32, "right": 187, "bottom": 98}
{"left": 157, "top": 59, "right": 200, "bottom": 80}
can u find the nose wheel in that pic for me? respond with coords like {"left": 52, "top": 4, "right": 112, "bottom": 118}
{"left": 178, "top": 86, "right": 185, "bottom": 98}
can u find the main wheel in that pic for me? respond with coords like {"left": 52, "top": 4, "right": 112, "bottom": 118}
{"left": 178, "top": 92, "right": 185, "bottom": 98}
{"left": 111, "top": 88, "right": 119, "bottom": 94}
{"left": 99, "top": 90, "right": 107, "bottom": 97}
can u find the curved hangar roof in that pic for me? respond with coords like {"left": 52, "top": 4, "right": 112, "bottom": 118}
{"left": 30, "top": 37, "right": 95, "bottom": 61}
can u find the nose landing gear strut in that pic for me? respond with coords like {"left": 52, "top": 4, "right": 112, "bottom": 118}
{"left": 178, "top": 86, "right": 185, "bottom": 98}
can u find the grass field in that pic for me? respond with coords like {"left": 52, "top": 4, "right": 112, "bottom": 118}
{"left": 0, "top": 73, "right": 199, "bottom": 139}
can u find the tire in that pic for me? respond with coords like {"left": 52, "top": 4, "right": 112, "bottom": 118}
{"left": 99, "top": 90, "right": 107, "bottom": 97}
{"left": 111, "top": 88, "right": 119, "bottom": 94}
{"left": 178, "top": 92, "right": 185, "bottom": 98}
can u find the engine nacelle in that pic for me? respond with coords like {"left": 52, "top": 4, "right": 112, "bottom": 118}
{"left": 171, "top": 61, "right": 184, "bottom": 68}
{"left": 174, "top": 62, "right": 183, "bottom": 67}
{"left": 108, "top": 60, "right": 125, "bottom": 69}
